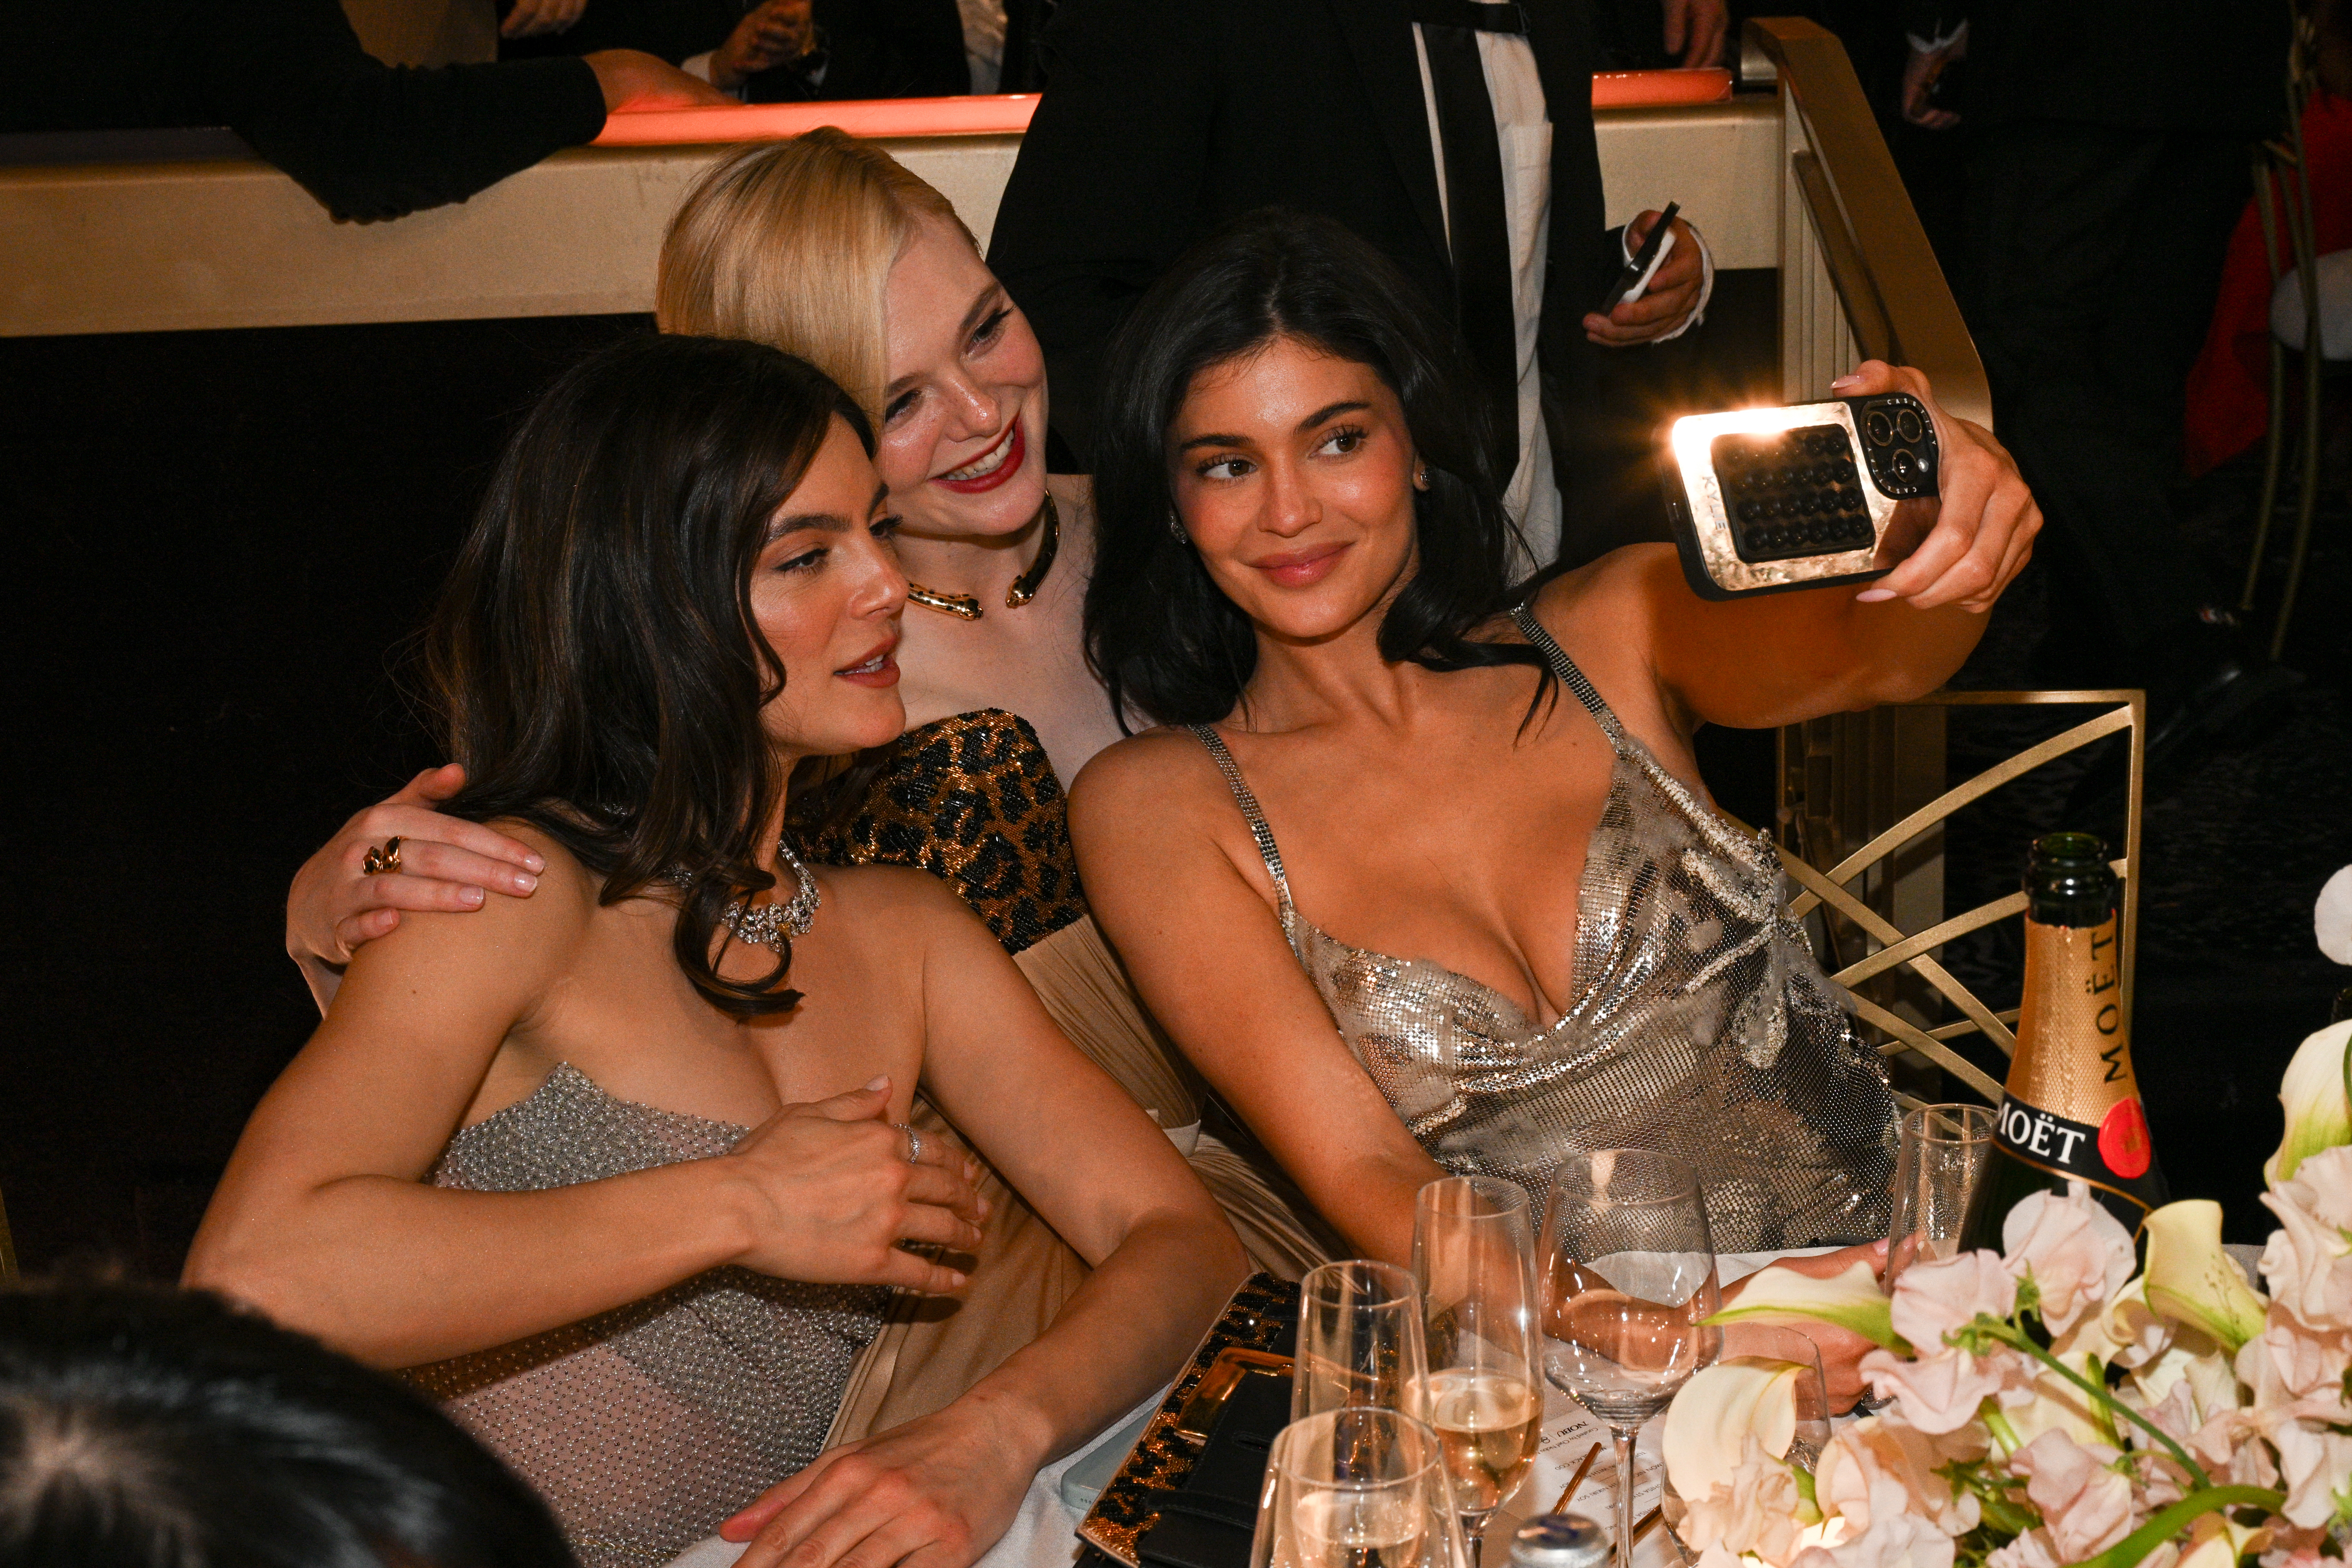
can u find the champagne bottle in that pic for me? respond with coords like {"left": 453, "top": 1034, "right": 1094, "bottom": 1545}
{"left": 1960, "top": 832, "right": 2168, "bottom": 1248}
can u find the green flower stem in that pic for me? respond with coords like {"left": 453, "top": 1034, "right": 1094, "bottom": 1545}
{"left": 2062, "top": 1486, "right": 2284, "bottom": 1568}
{"left": 1979, "top": 1402, "right": 2022, "bottom": 1459}
{"left": 1969, "top": 1316, "right": 2212, "bottom": 1492}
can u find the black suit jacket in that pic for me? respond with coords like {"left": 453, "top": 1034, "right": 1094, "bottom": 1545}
{"left": 1896, "top": 0, "right": 2287, "bottom": 138}
{"left": 1, "top": 0, "right": 605, "bottom": 223}
{"left": 985, "top": 0, "right": 1612, "bottom": 466}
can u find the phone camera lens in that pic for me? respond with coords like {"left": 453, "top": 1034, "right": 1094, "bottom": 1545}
{"left": 1895, "top": 408, "right": 1925, "bottom": 443}
{"left": 1892, "top": 448, "right": 1918, "bottom": 481}
{"left": 1864, "top": 411, "right": 1895, "bottom": 446}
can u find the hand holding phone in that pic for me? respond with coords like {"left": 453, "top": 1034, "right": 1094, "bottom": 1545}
{"left": 1656, "top": 393, "right": 1942, "bottom": 599}
{"left": 1596, "top": 202, "right": 1681, "bottom": 317}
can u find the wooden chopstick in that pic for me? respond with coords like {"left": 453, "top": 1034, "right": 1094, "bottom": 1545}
{"left": 1549, "top": 1442, "right": 1603, "bottom": 1514}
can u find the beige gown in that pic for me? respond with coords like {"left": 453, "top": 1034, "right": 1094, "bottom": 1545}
{"left": 807, "top": 708, "right": 1337, "bottom": 1443}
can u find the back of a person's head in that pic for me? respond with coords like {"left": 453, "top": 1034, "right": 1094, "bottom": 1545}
{"left": 0, "top": 1279, "right": 576, "bottom": 1568}
{"left": 657, "top": 127, "right": 974, "bottom": 420}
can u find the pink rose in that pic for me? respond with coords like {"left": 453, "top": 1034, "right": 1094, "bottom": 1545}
{"left": 1860, "top": 1343, "right": 2015, "bottom": 1436}
{"left": 2260, "top": 1146, "right": 2352, "bottom": 1333}
{"left": 1888, "top": 1251, "right": 2019, "bottom": 1352}
{"left": 1679, "top": 1433, "right": 1808, "bottom": 1566}
{"left": 1788, "top": 1510, "right": 1957, "bottom": 1568}
{"left": 2008, "top": 1429, "right": 2133, "bottom": 1562}
{"left": 2002, "top": 1185, "right": 2136, "bottom": 1338}
{"left": 1813, "top": 1415, "right": 1980, "bottom": 1536}
{"left": 2267, "top": 1421, "right": 2352, "bottom": 1529}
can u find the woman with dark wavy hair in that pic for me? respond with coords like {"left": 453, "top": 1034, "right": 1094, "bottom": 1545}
{"left": 1071, "top": 209, "right": 2041, "bottom": 1283}
{"left": 186, "top": 333, "right": 1242, "bottom": 1568}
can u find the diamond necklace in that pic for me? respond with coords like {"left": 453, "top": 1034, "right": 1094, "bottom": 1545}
{"left": 715, "top": 837, "right": 820, "bottom": 952}
{"left": 904, "top": 493, "right": 1060, "bottom": 621}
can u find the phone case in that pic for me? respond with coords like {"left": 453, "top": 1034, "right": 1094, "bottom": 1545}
{"left": 1658, "top": 392, "right": 1940, "bottom": 600}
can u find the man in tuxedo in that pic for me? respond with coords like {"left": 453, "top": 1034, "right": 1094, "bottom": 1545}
{"left": 985, "top": 0, "right": 1723, "bottom": 567}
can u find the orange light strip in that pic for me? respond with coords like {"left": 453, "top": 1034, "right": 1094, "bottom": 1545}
{"left": 592, "top": 68, "right": 1735, "bottom": 148}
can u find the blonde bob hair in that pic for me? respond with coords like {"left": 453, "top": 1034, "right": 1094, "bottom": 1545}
{"left": 657, "top": 128, "right": 977, "bottom": 422}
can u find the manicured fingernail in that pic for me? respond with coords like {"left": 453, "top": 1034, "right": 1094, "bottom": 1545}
{"left": 1855, "top": 587, "right": 1897, "bottom": 602}
{"left": 523, "top": 853, "right": 545, "bottom": 872}
{"left": 1830, "top": 375, "right": 1862, "bottom": 390}
{"left": 460, "top": 885, "right": 485, "bottom": 907}
{"left": 512, "top": 872, "right": 538, "bottom": 892}
{"left": 864, "top": 1075, "right": 889, "bottom": 1091}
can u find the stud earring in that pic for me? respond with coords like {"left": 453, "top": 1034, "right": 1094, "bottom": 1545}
{"left": 1413, "top": 462, "right": 1430, "bottom": 490}
{"left": 1167, "top": 510, "right": 1190, "bottom": 545}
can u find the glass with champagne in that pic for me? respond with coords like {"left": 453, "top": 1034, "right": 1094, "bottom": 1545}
{"left": 1410, "top": 1177, "right": 1543, "bottom": 1559}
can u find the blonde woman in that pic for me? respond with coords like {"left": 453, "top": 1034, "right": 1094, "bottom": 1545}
{"left": 282, "top": 131, "right": 1334, "bottom": 1439}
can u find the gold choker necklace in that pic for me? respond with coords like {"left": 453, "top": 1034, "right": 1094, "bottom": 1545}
{"left": 905, "top": 494, "right": 1060, "bottom": 621}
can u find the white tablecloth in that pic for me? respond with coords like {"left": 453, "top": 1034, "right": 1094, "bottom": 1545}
{"left": 668, "top": 1250, "right": 1816, "bottom": 1568}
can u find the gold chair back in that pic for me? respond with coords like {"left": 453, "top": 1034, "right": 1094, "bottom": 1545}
{"left": 1776, "top": 691, "right": 2146, "bottom": 1106}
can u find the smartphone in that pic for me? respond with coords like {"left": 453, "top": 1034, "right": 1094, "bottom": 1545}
{"left": 1596, "top": 200, "right": 1681, "bottom": 317}
{"left": 1657, "top": 392, "right": 1940, "bottom": 599}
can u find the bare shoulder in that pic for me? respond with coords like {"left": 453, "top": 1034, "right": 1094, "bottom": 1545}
{"left": 1527, "top": 543, "right": 1678, "bottom": 643}
{"left": 329, "top": 821, "right": 600, "bottom": 1025}
{"left": 813, "top": 860, "right": 991, "bottom": 948}
{"left": 359, "top": 820, "right": 596, "bottom": 963}
{"left": 1067, "top": 724, "right": 1226, "bottom": 840}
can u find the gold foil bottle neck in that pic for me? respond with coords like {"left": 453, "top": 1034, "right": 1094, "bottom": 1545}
{"left": 2010, "top": 912, "right": 2136, "bottom": 1122}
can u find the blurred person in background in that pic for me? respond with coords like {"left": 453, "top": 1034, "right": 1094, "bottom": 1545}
{"left": 1900, "top": 0, "right": 2299, "bottom": 786}
{"left": 0, "top": 1278, "right": 577, "bottom": 1568}
{"left": 986, "top": 0, "right": 1728, "bottom": 572}
{"left": 494, "top": 0, "right": 970, "bottom": 101}
{"left": 0, "top": 0, "right": 725, "bottom": 222}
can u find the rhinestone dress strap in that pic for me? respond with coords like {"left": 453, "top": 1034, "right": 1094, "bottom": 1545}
{"left": 1187, "top": 725, "right": 1295, "bottom": 915}
{"left": 1508, "top": 604, "right": 1628, "bottom": 745}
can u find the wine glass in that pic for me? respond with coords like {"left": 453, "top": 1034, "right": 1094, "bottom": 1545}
{"left": 1410, "top": 1177, "right": 1544, "bottom": 1561}
{"left": 1886, "top": 1103, "right": 1996, "bottom": 1286}
{"left": 1538, "top": 1150, "right": 1722, "bottom": 1568}
{"left": 1295, "top": 1259, "right": 1429, "bottom": 1420}
{"left": 1251, "top": 1407, "right": 1471, "bottom": 1568}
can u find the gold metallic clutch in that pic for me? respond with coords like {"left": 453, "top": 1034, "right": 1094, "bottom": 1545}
{"left": 1075, "top": 1273, "right": 1300, "bottom": 1568}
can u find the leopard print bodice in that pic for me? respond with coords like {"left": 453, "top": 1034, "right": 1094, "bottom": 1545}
{"left": 803, "top": 710, "right": 1085, "bottom": 955}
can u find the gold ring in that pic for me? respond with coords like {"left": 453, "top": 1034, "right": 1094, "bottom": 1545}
{"left": 362, "top": 836, "right": 404, "bottom": 876}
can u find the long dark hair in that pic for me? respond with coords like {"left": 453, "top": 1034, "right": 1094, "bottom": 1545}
{"left": 0, "top": 1279, "right": 576, "bottom": 1567}
{"left": 1085, "top": 208, "right": 1549, "bottom": 728}
{"left": 427, "top": 334, "right": 873, "bottom": 1018}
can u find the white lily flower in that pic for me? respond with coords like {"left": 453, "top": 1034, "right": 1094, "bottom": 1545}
{"left": 1663, "top": 1358, "right": 1805, "bottom": 1506}
{"left": 2266, "top": 1020, "right": 2352, "bottom": 1186}
{"left": 2144, "top": 1199, "right": 2269, "bottom": 1355}
{"left": 1708, "top": 1260, "right": 1901, "bottom": 1349}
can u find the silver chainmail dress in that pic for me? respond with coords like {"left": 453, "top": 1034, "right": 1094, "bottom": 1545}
{"left": 1188, "top": 606, "right": 1895, "bottom": 1250}
{"left": 407, "top": 1063, "right": 886, "bottom": 1568}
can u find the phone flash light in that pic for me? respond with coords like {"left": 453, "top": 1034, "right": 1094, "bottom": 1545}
{"left": 1658, "top": 393, "right": 1940, "bottom": 600}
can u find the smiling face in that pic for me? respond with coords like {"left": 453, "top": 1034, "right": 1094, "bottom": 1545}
{"left": 1168, "top": 335, "right": 1425, "bottom": 644}
{"left": 874, "top": 215, "right": 1052, "bottom": 540}
{"left": 747, "top": 416, "right": 911, "bottom": 758}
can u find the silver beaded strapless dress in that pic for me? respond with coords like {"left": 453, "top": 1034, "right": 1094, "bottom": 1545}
{"left": 407, "top": 1064, "right": 886, "bottom": 1568}
{"left": 1189, "top": 606, "right": 1895, "bottom": 1251}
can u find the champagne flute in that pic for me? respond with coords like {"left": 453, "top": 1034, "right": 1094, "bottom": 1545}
{"left": 1251, "top": 1407, "right": 1471, "bottom": 1568}
{"left": 1295, "top": 1259, "right": 1429, "bottom": 1420}
{"left": 1886, "top": 1103, "right": 1996, "bottom": 1286}
{"left": 1538, "top": 1150, "right": 1722, "bottom": 1568}
{"left": 1411, "top": 1177, "right": 1544, "bottom": 1561}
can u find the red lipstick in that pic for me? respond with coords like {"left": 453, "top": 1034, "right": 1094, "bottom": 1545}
{"left": 932, "top": 420, "right": 1025, "bottom": 494}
